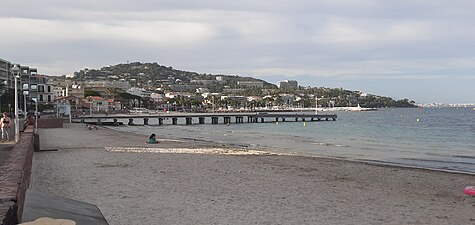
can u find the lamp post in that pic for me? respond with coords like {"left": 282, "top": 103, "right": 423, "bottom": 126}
{"left": 11, "top": 65, "right": 20, "bottom": 142}
{"left": 32, "top": 98, "right": 38, "bottom": 134}
{"left": 23, "top": 91, "right": 27, "bottom": 116}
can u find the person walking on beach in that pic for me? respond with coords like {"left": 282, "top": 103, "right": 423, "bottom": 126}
{"left": 0, "top": 112, "right": 11, "bottom": 142}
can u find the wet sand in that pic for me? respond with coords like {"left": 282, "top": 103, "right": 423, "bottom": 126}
{"left": 31, "top": 123, "right": 475, "bottom": 225}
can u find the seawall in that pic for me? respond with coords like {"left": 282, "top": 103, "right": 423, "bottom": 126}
{"left": 0, "top": 126, "right": 35, "bottom": 225}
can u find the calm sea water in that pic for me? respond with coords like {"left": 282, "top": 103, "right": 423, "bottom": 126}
{"left": 108, "top": 108, "right": 475, "bottom": 173}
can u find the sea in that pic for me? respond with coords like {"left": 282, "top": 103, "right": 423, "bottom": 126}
{"left": 107, "top": 107, "right": 475, "bottom": 174}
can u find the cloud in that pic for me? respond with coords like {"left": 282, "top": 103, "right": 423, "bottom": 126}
{"left": 0, "top": 17, "right": 216, "bottom": 48}
{"left": 1, "top": 1, "right": 475, "bottom": 102}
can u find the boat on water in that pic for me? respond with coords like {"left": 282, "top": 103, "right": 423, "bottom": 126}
{"left": 345, "top": 104, "right": 377, "bottom": 112}
{"left": 316, "top": 104, "right": 377, "bottom": 112}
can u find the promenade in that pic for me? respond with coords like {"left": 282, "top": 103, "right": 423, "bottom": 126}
{"left": 0, "top": 125, "right": 34, "bottom": 225}
{"left": 0, "top": 143, "right": 14, "bottom": 171}
{"left": 1, "top": 120, "right": 108, "bottom": 225}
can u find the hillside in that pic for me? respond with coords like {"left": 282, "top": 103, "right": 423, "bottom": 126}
{"left": 60, "top": 62, "right": 416, "bottom": 108}
{"left": 72, "top": 62, "right": 276, "bottom": 88}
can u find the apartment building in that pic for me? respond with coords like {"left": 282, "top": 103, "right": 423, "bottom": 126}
{"left": 30, "top": 75, "right": 54, "bottom": 104}
{"left": 0, "top": 58, "right": 54, "bottom": 106}
{"left": 0, "top": 58, "right": 11, "bottom": 88}
{"left": 277, "top": 80, "right": 298, "bottom": 89}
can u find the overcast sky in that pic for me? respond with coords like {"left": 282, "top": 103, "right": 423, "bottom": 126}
{"left": 1, "top": 0, "right": 475, "bottom": 103}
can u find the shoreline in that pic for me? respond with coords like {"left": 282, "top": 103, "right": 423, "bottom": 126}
{"left": 104, "top": 124, "right": 475, "bottom": 176}
{"left": 32, "top": 123, "right": 475, "bottom": 225}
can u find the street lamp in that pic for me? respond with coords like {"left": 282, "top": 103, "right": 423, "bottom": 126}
{"left": 11, "top": 65, "right": 20, "bottom": 142}
{"left": 32, "top": 98, "right": 38, "bottom": 134}
{"left": 23, "top": 90, "right": 28, "bottom": 116}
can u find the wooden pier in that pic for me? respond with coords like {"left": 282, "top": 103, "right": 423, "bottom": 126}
{"left": 72, "top": 112, "right": 337, "bottom": 126}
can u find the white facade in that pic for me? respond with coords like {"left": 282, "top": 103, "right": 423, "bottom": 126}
{"left": 277, "top": 80, "right": 298, "bottom": 89}
{"left": 36, "top": 83, "right": 55, "bottom": 103}
{"left": 127, "top": 87, "right": 152, "bottom": 98}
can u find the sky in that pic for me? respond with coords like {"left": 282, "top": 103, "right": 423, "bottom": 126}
{"left": 1, "top": 0, "right": 475, "bottom": 104}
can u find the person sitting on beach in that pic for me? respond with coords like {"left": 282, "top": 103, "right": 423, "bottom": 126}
{"left": 147, "top": 133, "right": 159, "bottom": 144}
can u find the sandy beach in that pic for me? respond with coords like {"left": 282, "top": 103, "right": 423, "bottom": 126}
{"left": 31, "top": 123, "right": 475, "bottom": 225}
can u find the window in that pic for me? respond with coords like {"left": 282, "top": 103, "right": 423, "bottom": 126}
{"left": 39, "top": 95, "right": 43, "bottom": 101}
{"left": 47, "top": 86, "right": 51, "bottom": 93}
{"left": 47, "top": 95, "right": 52, "bottom": 102}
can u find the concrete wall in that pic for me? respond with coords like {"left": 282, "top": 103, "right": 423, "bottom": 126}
{"left": 0, "top": 126, "right": 35, "bottom": 225}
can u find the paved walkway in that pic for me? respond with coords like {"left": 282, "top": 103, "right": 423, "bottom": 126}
{"left": 0, "top": 142, "right": 15, "bottom": 166}
{"left": 22, "top": 189, "right": 109, "bottom": 225}
{"left": 0, "top": 123, "right": 24, "bottom": 166}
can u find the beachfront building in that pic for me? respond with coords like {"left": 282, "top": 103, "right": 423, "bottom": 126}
{"left": 32, "top": 75, "right": 55, "bottom": 104}
{"left": 107, "top": 99, "right": 122, "bottom": 111}
{"left": 86, "top": 96, "right": 109, "bottom": 111}
{"left": 0, "top": 58, "right": 11, "bottom": 90}
{"left": 236, "top": 81, "right": 264, "bottom": 88}
{"left": 0, "top": 58, "right": 54, "bottom": 107}
{"left": 277, "top": 80, "right": 298, "bottom": 89}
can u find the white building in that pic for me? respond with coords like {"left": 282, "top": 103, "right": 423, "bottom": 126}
{"left": 277, "top": 80, "right": 298, "bottom": 89}
{"left": 127, "top": 87, "right": 152, "bottom": 98}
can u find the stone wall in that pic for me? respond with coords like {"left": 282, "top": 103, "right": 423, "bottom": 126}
{"left": 0, "top": 126, "right": 35, "bottom": 225}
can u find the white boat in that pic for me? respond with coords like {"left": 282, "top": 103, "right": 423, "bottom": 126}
{"left": 315, "top": 104, "right": 377, "bottom": 112}
{"left": 130, "top": 107, "right": 148, "bottom": 113}
{"left": 345, "top": 104, "right": 377, "bottom": 111}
